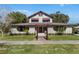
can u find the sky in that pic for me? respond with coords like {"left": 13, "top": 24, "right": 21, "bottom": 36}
{"left": 0, "top": 4, "right": 79, "bottom": 24}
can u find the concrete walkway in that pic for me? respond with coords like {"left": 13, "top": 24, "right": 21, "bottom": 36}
{"left": 38, "top": 33, "right": 46, "bottom": 40}
{"left": 0, "top": 40, "right": 79, "bottom": 45}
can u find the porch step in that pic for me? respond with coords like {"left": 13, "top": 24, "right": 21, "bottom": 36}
{"left": 38, "top": 33, "right": 46, "bottom": 37}
{"left": 34, "top": 33, "right": 47, "bottom": 40}
{"left": 38, "top": 37, "right": 46, "bottom": 41}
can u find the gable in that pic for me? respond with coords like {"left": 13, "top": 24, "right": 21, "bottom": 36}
{"left": 28, "top": 11, "right": 53, "bottom": 23}
{"left": 28, "top": 11, "right": 52, "bottom": 19}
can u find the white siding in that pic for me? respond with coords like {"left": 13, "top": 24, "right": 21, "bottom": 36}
{"left": 28, "top": 27, "right": 36, "bottom": 34}
{"left": 28, "top": 27, "right": 73, "bottom": 34}
{"left": 48, "top": 27, "right": 56, "bottom": 34}
{"left": 29, "top": 14, "right": 52, "bottom": 23}
{"left": 63, "top": 27, "right": 72, "bottom": 34}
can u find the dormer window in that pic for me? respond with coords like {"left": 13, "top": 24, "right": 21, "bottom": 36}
{"left": 31, "top": 18, "right": 39, "bottom": 22}
{"left": 43, "top": 18, "right": 50, "bottom": 22}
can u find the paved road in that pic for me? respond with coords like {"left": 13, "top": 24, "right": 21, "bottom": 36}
{"left": 0, "top": 40, "right": 79, "bottom": 45}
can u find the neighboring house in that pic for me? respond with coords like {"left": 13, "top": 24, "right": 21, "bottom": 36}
{"left": 11, "top": 11, "right": 79, "bottom": 34}
{"left": 74, "top": 25, "right": 79, "bottom": 34}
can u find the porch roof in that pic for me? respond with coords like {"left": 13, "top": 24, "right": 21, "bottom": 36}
{"left": 11, "top": 23, "right": 77, "bottom": 27}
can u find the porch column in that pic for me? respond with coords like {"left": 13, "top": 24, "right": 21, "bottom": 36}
{"left": 37, "top": 26, "right": 38, "bottom": 40}
{"left": 46, "top": 27, "right": 48, "bottom": 40}
{"left": 42, "top": 26, "right": 43, "bottom": 33}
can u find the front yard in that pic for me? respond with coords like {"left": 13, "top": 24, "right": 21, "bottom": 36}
{"left": 48, "top": 35, "right": 79, "bottom": 40}
{"left": 0, "top": 34, "right": 79, "bottom": 40}
{"left": 0, "top": 34, "right": 35, "bottom": 41}
{"left": 0, "top": 44, "right": 79, "bottom": 54}
{"left": 0, "top": 34, "right": 79, "bottom": 54}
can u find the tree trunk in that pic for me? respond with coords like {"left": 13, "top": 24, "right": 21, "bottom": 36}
{"left": 0, "top": 30, "right": 3, "bottom": 38}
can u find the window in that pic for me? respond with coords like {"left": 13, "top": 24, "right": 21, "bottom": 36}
{"left": 43, "top": 18, "right": 50, "bottom": 22}
{"left": 31, "top": 18, "right": 39, "bottom": 22}
{"left": 38, "top": 13, "right": 43, "bottom": 16}
{"left": 32, "top": 20, "right": 38, "bottom": 22}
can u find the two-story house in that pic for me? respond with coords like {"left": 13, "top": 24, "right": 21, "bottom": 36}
{"left": 12, "top": 11, "right": 76, "bottom": 34}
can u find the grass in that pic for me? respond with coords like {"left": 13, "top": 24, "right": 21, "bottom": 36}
{"left": 48, "top": 35, "right": 79, "bottom": 40}
{"left": 0, "top": 44, "right": 79, "bottom": 54}
{"left": 0, "top": 34, "right": 79, "bottom": 40}
{"left": 0, "top": 34, "right": 35, "bottom": 41}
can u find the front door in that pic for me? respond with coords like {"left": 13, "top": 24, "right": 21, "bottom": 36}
{"left": 39, "top": 27, "right": 42, "bottom": 33}
{"left": 38, "top": 27, "right": 47, "bottom": 33}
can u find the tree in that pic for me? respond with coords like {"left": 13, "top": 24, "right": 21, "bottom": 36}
{"left": 3, "top": 12, "right": 28, "bottom": 32}
{"left": 50, "top": 11, "right": 69, "bottom": 23}
{"left": 3, "top": 16, "right": 14, "bottom": 32}
{"left": 8, "top": 12, "right": 28, "bottom": 24}
{"left": 0, "top": 21, "right": 4, "bottom": 38}
{"left": 0, "top": 6, "right": 13, "bottom": 33}
{"left": 50, "top": 11, "right": 69, "bottom": 34}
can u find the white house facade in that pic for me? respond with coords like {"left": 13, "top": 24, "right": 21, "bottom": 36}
{"left": 11, "top": 11, "right": 78, "bottom": 34}
{"left": 28, "top": 11, "right": 55, "bottom": 34}
{"left": 28, "top": 11, "right": 73, "bottom": 34}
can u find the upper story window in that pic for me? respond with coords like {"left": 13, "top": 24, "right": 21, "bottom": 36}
{"left": 38, "top": 13, "right": 43, "bottom": 16}
{"left": 31, "top": 18, "right": 39, "bottom": 22}
{"left": 43, "top": 18, "right": 50, "bottom": 22}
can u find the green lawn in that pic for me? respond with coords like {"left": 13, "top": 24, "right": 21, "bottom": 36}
{"left": 48, "top": 35, "right": 79, "bottom": 40}
{"left": 0, "top": 34, "right": 35, "bottom": 41}
{"left": 0, "top": 44, "right": 79, "bottom": 54}
{"left": 0, "top": 34, "right": 79, "bottom": 40}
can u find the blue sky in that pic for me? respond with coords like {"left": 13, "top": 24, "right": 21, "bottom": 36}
{"left": 0, "top": 4, "right": 79, "bottom": 24}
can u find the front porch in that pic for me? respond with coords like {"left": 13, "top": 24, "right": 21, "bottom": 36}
{"left": 35, "top": 26, "right": 47, "bottom": 33}
{"left": 11, "top": 23, "right": 74, "bottom": 34}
